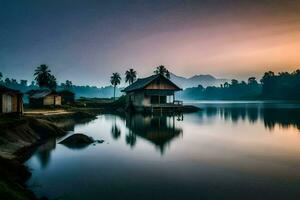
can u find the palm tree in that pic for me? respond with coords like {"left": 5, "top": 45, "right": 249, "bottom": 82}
{"left": 65, "top": 80, "right": 73, "bottom": 89}
{"left": 125, "top": 68, "right": 137, "bottom": 85}
{"left": 34, "top": 64, "right": 52, "bottom": 88}
{"left": 110, "top": 72, "right": 121, "bottom": 100}
{"left": 154, "top": 65, "right": 170, "bottom": 79}
{"left": 48, "top": 74, "right": 57, "bottom": 90}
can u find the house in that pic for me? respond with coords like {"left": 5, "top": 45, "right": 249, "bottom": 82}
{"left": 58, "top": 90, "right": 75, "bottom": 104}
{"left": 27, "top": 89, "right": 61, "bottom": 107}
{"left": 122, "top": 74, "right": 182, "bottom": 112}
{"left": 0, "top": 85, "right": 23, "bottom": 114}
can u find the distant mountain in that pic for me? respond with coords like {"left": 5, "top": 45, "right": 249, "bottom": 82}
{"left": 170, "top": 73, "right": 228, "bottom": 88}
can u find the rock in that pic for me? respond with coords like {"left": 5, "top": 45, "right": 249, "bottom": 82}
{"left": 59, "top": 133, "right": 94, "bottom": 149}
{"left": 95, "top": 139, "right": 105, "bottom": 144}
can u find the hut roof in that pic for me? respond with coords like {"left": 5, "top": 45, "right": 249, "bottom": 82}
{"left": 122, "top": 74, "right": 182, "bottom": 93}
{"left": 0, "top": 85, "right": 22, "bottom": 94}
{"left": 27, "top": 89, "right": 58, "bottom": 99}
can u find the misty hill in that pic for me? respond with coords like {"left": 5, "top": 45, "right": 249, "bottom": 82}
{"left": 170, "top": 73, "right": 227, "bottom": 88}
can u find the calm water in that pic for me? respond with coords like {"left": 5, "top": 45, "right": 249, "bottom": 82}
{"left": 26, "top": 101, "right": 300, "bottom": 200}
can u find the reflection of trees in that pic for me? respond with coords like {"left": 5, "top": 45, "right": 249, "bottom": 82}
{"left": 201, "top": 106, "right": 300, "bottom": 130}
{"left": 262, "top": 108, "right": 300, "bottom": 131}
{"left": 111, "top": 124, "right": 121, "bottom": 139}
{"left": 111, "top": 116, "right": 121, "bottom": 140}
{"left": 125, "top": 131, "right": 136, "bottom": 148}
{"left": 35, "top": 139, "right": 56, "bottom": 169}
{"left": 125, "top": 114, "right": 183, "bottom": 154}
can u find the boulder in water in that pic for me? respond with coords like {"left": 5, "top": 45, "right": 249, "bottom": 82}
{"left": 59, "top": 133, "right": 94, "bottom": 149}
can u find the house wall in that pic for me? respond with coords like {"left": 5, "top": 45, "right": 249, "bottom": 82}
{"left": 12, "top": 94, "right": 19, "bottom": 112}
{"left": 55, "top": 96, "right": 62, "bottom": 105}
{"left": 128, "top": 91, "right": 151, "bottom": 107}
{"left": 1, "top": 93, "right": 21, "bottom": 113}
{"left": 129, "top": 92, "right": 174, "bottom": 108}
{"left": 43, "top": 95, "right": 61, "bottom": 106}
{"left": 2, "top": 94, "right": 12, "bottom": 113}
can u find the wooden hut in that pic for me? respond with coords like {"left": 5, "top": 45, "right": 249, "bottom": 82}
{"left": 0, "top": 85, "right": 23, "bottom": 114}
{"left": 27, "top": 89, "right": 61, "bottom": 107}
{"left": 122, "top": 74, "right": 182, "bottom": 112}
{"left": 58, "top": 90, "right": 75, "bottom": 104}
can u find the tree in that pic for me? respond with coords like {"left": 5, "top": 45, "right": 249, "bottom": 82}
{"left": 224, "top": 82, "right": 230, "bottom": 88}
{"left": 125, "top": 68, "right": 137, "bottom": 85}
{"left": 154, "top": 65, "right": 170, "bottom": 79}
{"left": 260, "top": 71, "right": 275, "bottom": 84}
{"left": 34, "top": 64, "right": 54, "bottom": 89}
{"left": 5, "top": 78, "right": 11, "bottom": 85}
{"left": 198, "top": 84, "right": 204, "bottom": 90}
{"left": 65, "top": 80, "right": 73, "bottom": 89}
{"left": 248, "top": 77, "right": 258, "bottom": 85}
{"left": 20, "top": 80, "right": 28, "bottom": 86}
{"left": 11, "top": 79, "right": 17, "bottom": 84}
{"left": 231, "top": 79, "right": 239, "bottom": 86}
{"left": 110, "top": 72, "right": 121, "bottom": 100}
{"left": 0, "top": 72, "right": 2, "bottom": 81}
{"left": 48, "top": 75, "right": 57, "bottom": 89}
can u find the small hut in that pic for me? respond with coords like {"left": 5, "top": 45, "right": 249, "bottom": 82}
{"left": 27, "top": 89, "right": 61, "bottom": 107}
{"left": 0, "top": 85, "right": 23, "bottom": 114}
{"left": 58, "top": 90, "right": 75, "bottom": 104}
{"left": 122, "top": 74, "right": 182, "bottom": 112}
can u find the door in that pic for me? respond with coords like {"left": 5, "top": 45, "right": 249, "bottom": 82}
{"left": 2, "top": 94, "right": 12, "bottom": 113}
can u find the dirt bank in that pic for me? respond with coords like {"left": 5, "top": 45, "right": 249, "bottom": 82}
{"left": 0, "top": 116, "right": 68, "bottom": 200}
{"left": 0, "top": 109, "right": 99, "bottom": 200}
{"left": 0, "top": 117, "right": 65, "bottom": 160}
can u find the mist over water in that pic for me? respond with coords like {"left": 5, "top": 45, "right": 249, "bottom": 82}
{"left": 26, "top": 102, "right": 300, "bottom": 200}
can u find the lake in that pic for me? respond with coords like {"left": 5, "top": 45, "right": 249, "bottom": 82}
{"left": 26, "top": 101, "right": 300, "bottom": 200}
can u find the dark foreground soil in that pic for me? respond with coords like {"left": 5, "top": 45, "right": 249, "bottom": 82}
{"left": 0, "top": 110, "right": 97, "bottom": 200}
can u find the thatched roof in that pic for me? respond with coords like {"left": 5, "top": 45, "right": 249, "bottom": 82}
{"left": 122, "top": 74, "right": 181, "bottom": 93}
{"left": 27, "top": 89, "right": 58, "bottom": 99}
{"left": 0, "top": 85, "right": 22, "bottom": 94}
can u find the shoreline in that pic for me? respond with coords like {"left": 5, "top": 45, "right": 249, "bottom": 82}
{"left": 0, "top": 109, "right": 99, "bottom": 200}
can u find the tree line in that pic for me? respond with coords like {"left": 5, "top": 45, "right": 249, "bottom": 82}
{"left": 0, "top": 65, "right": 121, "bottom": 99}
{"left": 2, "top": 65, "right": 300, "bottom": 100}
{"left": 180, "top": 69, "right": 300, "bottom": 100}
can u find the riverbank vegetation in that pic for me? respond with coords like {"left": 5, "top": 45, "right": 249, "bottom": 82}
{"left": 180, "top": 69, "right": 300, "bottom": 100}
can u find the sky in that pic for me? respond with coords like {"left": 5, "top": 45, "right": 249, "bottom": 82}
{"left": 1, "top": 0, "right": 300, "bottom": 86}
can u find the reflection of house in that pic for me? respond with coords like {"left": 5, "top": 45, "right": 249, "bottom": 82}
{"left": 58, "top": 90, "right": 75, "bottom": 104}
{"left": 126, "top": 114, "right": 183, "bottom": 153}
{"left": 0, "top": 85, "right": 23, "bottom": 114}
{"left": 27, "top": 89, "right": 61, "bottom": 107}
{"left": 122, "top": 74, "right": 182, "bottom": 112}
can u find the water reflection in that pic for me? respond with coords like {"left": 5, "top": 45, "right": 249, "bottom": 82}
{"left": 35, "top": 139, "right": 56, "bottom": 169}
{"left": 197, "top": 105, "right": 300, "bottom": 131}
{"left": 111, "top": 116, "right": 121, "bottom": 139}
{"left": 124, "top": 114, "right": 183, "bottom": 154}
{"left": 26, "top": 103, "right": 300, "bottom": 200}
